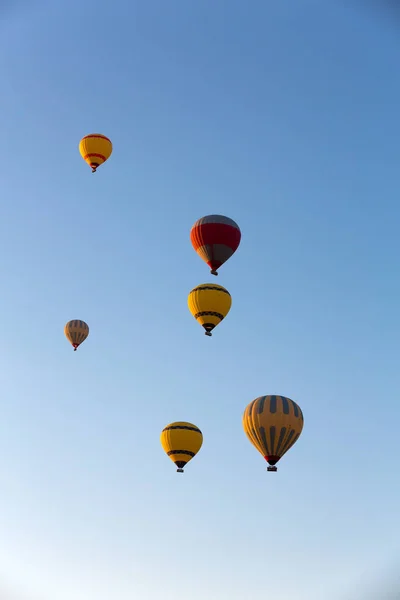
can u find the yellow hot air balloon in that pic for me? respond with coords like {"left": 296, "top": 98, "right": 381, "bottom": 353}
{"left": 160, "top": 421, "right": 203, "bottom": 473}
{"left": 64, "top": 319, "right": 89, "bottom": 351}
{"left": 242, "top": 395, "right": 304, "bottom": 472}
{"left": 79, "top": 133, "right": 112, "bottom": 173}
{"left": 188, "top": 283, "right": 231, "bottom": 336}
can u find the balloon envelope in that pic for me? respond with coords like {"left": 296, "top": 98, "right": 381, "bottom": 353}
{"left": 64, "top": 319, "right": 89, "bottom": 351}
{"left": 188, "top": 283, "right": 232, "bottom": 336}
{"left": 79, "top": 133, "right": 112, "bottom": 172}
{"left": 242, "top": 395, "right": 304, "bottom": 470}
{"left": 160, "top": 421, "right": 203, "bottom": 472}
{"left": 190, "top": 214, "right": 241, "bottom": 275}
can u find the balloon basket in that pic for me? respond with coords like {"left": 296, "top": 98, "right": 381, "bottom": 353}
{"left": 267, "top": 466, "right": 278, "bottom": 472}
{"left": 177, "top": 468, "right": 184, "bottom": 473}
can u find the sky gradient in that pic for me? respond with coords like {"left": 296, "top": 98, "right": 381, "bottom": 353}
{"left": 0, "top": 1, "right": 399, "bottom": 599}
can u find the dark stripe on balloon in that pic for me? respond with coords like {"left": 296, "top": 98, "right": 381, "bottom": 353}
{"left": 291, "top": 400, "right": 299, "bottom": 418}
{"left": 82, "top": 134, "right": 111, "bottom": 142}
{"left": 259, "top": 426, "right": 270, "bottom": 456}
{"left": 83, "top": 152, "right": 106, "bottom": 161}
{"left": 247, "top": 399, "right": 256, "bottom": 417}
{"left": 167, "top": 450, "right": 195, "bottom": 457}
{"left": 280, "top": 429, "right": 296, "bottom": 455}
{"left": 275, "top": 427, "right": 287, "bottom": 455}
{"left": 279, "top": 432, "right": 300, "bottom": 458}
{"left": 281, "top": 397, "right": 289, "bottom": 414}
{"left": 270, "top": 395, "right": 277, "bottom": 413}
{"left": 194, "top": 311, "right": 224, "bottom": 320}
{"left": 269, "top": 426, "right": 276, "bottom": 454}
{"left": 191, "top": 285, "right": 231, "bottom": 295}
{"left": 257, "top": 396, "right": 266, "bottom": 414}
{"left": 162, "top": 425, "right": 201, "bottom": 433}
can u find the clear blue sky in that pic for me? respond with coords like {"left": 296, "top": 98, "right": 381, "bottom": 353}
{"left": 0, "top": 2, "right": 399, "bottom": 599}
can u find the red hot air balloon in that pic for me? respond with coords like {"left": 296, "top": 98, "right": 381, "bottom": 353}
{"left": 190, "top": 215, "right": 241, "bottom": 276}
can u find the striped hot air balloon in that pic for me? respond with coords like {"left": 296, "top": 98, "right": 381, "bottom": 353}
{"left": 79, "top": 133, "right": 112, "bottom": 173}
{"left": 64, "top": 320, "right": 89, "bottom": 351}
{"left": 190, "top": 214, "right": 241, "bottom": 275}
{"left": 160, "top": 421, "right": 203, "bottom": 473}
{"left": 188, "top": 283, "right": 232, "bottom": 336}
{"left": 242, "top": 395, "right": 304, "bottom": 472}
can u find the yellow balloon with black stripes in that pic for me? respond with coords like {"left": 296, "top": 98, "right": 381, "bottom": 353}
{"left": 79, "top": 133, "right": 112, "bottom": 173}
{"left": 64, "top": 319, "right": 89, "bottom": 351}
{"left": 242, "top": 395, "right": 304, "bottom": 472}
{"left": 160, "top": 421, "right": 203, "bottom": 473}
{"left": 188, "top": 283, "right": 231, "bottom": 336}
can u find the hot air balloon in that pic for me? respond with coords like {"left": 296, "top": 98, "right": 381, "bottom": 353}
{"left": 160, "top": 421, "right": 203, "bottom": 473}
{"left": 242, "top": 395, "right": 304, "bottom": 472}
{"left": 188, "top": 283, "right": 231, "bottom": 336}
{"left": 190, "top": 214, "right": 241, "bottom": 275}
{"left": 64, "top": 320, "right": 89, "bottom": 351}
{"left": 79, "top": 134, "right": 112, "bottom": 173}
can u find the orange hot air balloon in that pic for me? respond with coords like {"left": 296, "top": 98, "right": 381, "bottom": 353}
{"left": 242, "top": 395, "right": 304, "bottom": 472}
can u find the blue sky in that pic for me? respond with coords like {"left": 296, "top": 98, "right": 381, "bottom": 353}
{"left": 0, "top": 1, "right": 399, "bottom": 599}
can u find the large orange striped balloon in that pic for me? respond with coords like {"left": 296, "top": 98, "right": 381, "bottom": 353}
{"left": 79, "top": 134, "right": 112, "bottom": 173}
{"left": 190, "top": 215, "right": 241, "bottom": 275}
{"left": 242, "top": 395, "right": 304, "bottom": 472}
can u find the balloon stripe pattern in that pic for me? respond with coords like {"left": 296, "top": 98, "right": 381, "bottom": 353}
{"left": 64, "top": 320, "right": 89, "bottom": 351}
{"left": 79, "top": 134, "right": 113, "bottom": 172}
{"left": 188, "top": 284, "right": 232, "bottom": 336}
{"left": 243, "top": 395, "right": 304, "bottom": 468}
{"left": 160, "top": 422, "right": 203, "bottom": 472}
{"left": 190, "top": 215, "right": 241, "bottom": 275}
